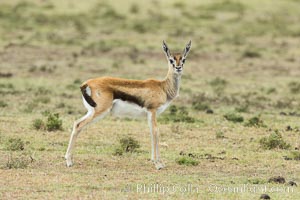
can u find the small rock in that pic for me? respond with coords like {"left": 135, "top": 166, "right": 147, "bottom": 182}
{"left": 218, "top": 150, "right": 226, "bottom": 154}
{"left": 72, "top": 52, "right": 78, "bottom": 59}
{"left": 260, "top": 194, "right": 271, "bottom": 199}
{"left": 283, "top": 156, "right": 292, "bottom": 160}
{"left": 206, "top": 109, "right": 214, "bottom": 114}
{"left": 289, "top": 112, "right": 297, "bottom": 116}
{"left": 279, "top": 112, "right": 287, "bottom": 116}
{"left": 287, "top": 181, "right": 297, "bottom": 187}
{"left": 188, "top": 153, "right": 196, "bottom": 158}
{"left": 286, "top": 125, "right": 292, "bottom": 131}
{"left": 268, "top": 176, "right": 285, "bottom": 184}
{"left": 0, "top": 72, "right": 13, "bottom": 78}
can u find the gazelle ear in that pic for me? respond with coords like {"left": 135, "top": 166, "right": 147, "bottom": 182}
{"left": 162, "top": 40, "right": 171, "bottom": 58}
{"left": 183, "top": 40, "right": 191, "bottom": 58}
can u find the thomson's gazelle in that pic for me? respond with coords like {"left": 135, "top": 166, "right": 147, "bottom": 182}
{"left": 65, "top": 40, "right": 191, "bottom": 169}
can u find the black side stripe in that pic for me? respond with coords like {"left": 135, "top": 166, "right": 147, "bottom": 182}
{"left": 113, "top": 90, "right": 145, "bottom": 108}
{"left": 80, "top": 84, "right": 97, "bottom": 107}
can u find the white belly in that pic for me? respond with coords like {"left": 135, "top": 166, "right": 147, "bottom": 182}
{"left": 110, "top": 99, "right": 147, "bottom": 118}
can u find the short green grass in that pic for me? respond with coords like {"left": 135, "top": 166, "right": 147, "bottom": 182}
{"left": 0, "top": 0, "right": 300, "bottom": 199}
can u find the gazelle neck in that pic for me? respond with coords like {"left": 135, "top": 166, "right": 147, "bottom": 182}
{"left": 163, "top": 66, "right": 182, "bottom": 101}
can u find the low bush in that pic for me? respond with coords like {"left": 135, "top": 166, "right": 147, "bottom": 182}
{"left": 5, "top": 138, "right": 25, "bottom": 151}
{"left": 46, "top": 112, "right": 63, "bottom": 131}
{"left": 285, "top": 151, "right": 300, "bottom": 160}
{"left": 216, "top": 131, "right": 225, "bottom": 139}
{"left": 160, "top": 105, "right": 195, "bottom": 123}
{"left": 244, "top": 116, "right": 266, "bottom": 127}
{"left": 113, "top": 136, "right": 140, "bottom": 156}
{"left": 33, "top": 119, "right": 45, "bottom": 130}
{"left": 192, "top": 102, "right": 211, "bottom": 111}
{"left": 4, "top": 153, "right": 32, "bottom": 169}
{"left": 224, "top": 112, "right": 244, "bottom": 123}
{"left": 259, "top": 131, "right": 291, "bottom": 150}
{"left": 176, "top": 156, "right": 199, "bottom": 166}
{"left": 32, "top": 112, "right": 63, "bottom": 131}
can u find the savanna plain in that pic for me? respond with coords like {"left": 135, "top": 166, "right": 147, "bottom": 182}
{"left": 0, "top": 0, "right": 300, "bottom": 199}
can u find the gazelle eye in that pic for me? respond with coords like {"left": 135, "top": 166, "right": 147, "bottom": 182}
{"left": 169, "top": 59, "right": 174, "bottom": 64}
{"left": 182, "top": 59, "right": 186, "bottom": 63}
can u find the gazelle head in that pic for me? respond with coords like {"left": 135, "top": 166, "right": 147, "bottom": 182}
{"left": 162, "top": 40, "right": 191, "bottom": 75}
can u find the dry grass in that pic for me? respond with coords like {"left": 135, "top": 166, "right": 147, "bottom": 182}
{"left": 1, "top": 0, "right": 300, "bottom": 199}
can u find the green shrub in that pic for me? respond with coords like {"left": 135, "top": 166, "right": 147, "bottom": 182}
{"left": 288, "top": 81, "right": 300, "bottom": 93}
{"left": 56, "top": 102, "right": 66, "bottom": 108}
{"left": 46, "top": 113, "right": 63, "bottom": 131}
{"left": 129, "top": 3, "right": 139, "bottom": 14}
{"left": 176, "top": 156, "right": 199, "bottom": 166}
{"left": 200, "top": 0, "right": 246, "bottom": 14}
{"left": 266, "top": 87, "right": 277, "bottom": 94}
{"left": 224, "top": 112, "right": 244, "bottom": 123}
{"left": 73, "top": 78, "right": 81, "bottom": 84}
{"left": 113, "top": 136, "right": 140, "bottom": 155}
{"left": 285, "top": 151, "right": 300, "bottom": 160}
{"left": 23, "top": 102, "right": 36, "bottom": 113}
{"left": 35, "top": 87, "right": 51, "bottom": 95}
{"left": 0, "top": 101, "right": 8, "bottom": 107}
{"left": 209, "top": 77, "right": 228, "bottom": 94}
{"left": 192, "top": 102, "right": 210, "bottom": 111}
{"left": 34, "top": 96, "right": 51, "bottom": 104}
{"left": 235, "top": 105, "right": 248, "bottom": 113}
{"left": 0, "top": 83, "right": 14, "bottom": 89}
{"left": 246, "top": 178, "right": 266, "bottom": 185}
{"left": 259, "top": 131, "right": 291, "bottom": 150}
{"left": 244, "top": 116, "right": 266, "bottom": 127}
{"left": 216, "top": 131, "right": 225, "bottom": 139}
{"left": 33, "top": 112, "right": 63, "bottom": 131}
{"left": 209, "top": 77, "right": 228, "bottom": 87}
{"left": 4, "top": 153, "right": 31, "bottom": 169}
{"left": 160, "top": 105, "right": 195, "bottom": 123}
{"left": 132, "top": 22, "right": 147, "bottom": 33}
{"left": 5, "top": 138, "right": 25, "bottom": 151}
{"left": 113, "top": 147, "right": 124, "bottom": 156}
{"left": 242, "top": 49, "right": 261, "bottom": 58}
{"left": 120, "top": 136, "right": 140, "bottom": 153}
{"left": 33, "top": 119, "right": 45, "bottom": 130}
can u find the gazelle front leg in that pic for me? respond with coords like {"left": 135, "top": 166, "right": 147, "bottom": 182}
{"left": 148, "top": 110, "right": 165, "bottom": 170}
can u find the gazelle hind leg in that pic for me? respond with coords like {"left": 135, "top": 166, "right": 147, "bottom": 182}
{"left": 65, "top": 96, "right": 95, "bottom": 167}
{"left": 65, "top": 93, "right": 113, "bottom": 167}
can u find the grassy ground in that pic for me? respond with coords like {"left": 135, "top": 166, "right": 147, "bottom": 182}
{"left": 1, "top": 0, "right": 300, "bottom": 199}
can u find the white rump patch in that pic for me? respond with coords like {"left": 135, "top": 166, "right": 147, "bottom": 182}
{"left": 111, "top": 99, "right": 147, "bottom": 118}
{"left": 79, "top": 95, "right": 95, "bottom": 123}
{"left": 86, "top": 86, "right": 92, "bottom": 96}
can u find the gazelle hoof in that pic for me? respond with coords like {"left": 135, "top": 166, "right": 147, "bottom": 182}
{"left": 66, "top": 160, "right": 73, "bottom": 167}
{"left": 154, "top": 161, "right": 165, "bottom": 170}
{"left": 65, "top": 156, "right": 73, "bottom": 167}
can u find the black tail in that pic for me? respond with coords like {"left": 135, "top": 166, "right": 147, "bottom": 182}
{"left": 80, "top": 84, "right": 97, "bottom": 107}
